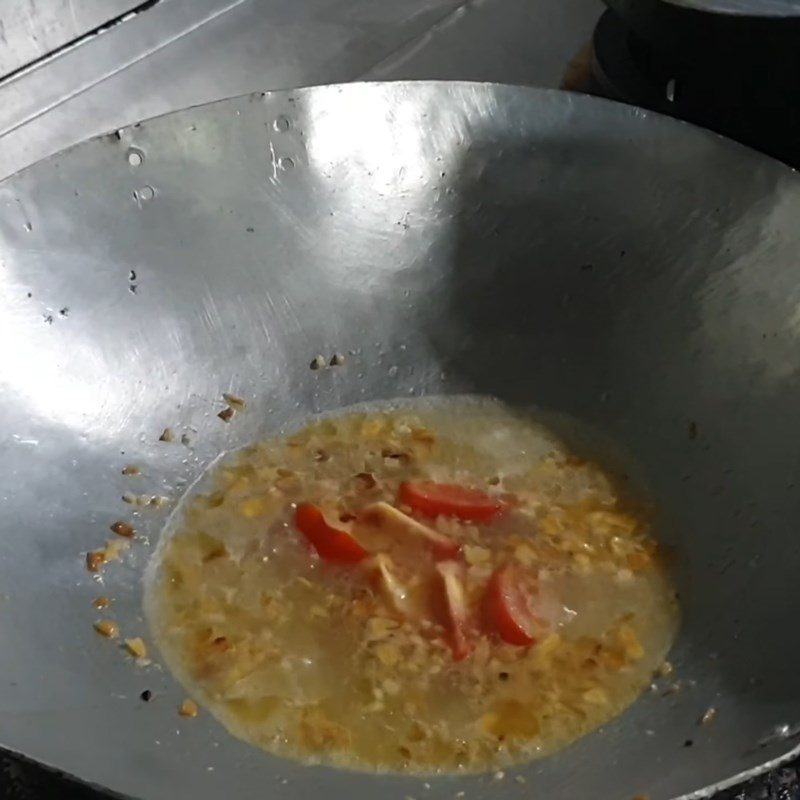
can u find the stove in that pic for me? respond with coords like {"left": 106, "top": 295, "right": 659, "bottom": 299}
{"left": 589, "top": 0, "right": 800, "bottom": 167}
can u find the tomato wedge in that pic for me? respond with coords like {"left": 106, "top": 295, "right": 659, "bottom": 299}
{"left": 434, "top": 561, "right": 473, "bottom": 661}
{"left": 294, "top": 503, "right": 368, "bottom": 563}
{"left": 398, "top": 481, "right": 506, "bottom": 522}
{"left": 484, "top": 565, "right": 540, "bottom": 646}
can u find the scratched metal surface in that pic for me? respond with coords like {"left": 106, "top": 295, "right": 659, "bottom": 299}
{"left": 0, "top": 83, "right": 799, "bottom": 800}
{"left": 0, "top": 0, "right": 144, "bottom": 78}
{"left": 0, "top": 0, "right": 602, "bottom": 180}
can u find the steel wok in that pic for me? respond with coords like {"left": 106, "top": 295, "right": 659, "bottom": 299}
{"left": 0, "top": 82, "right": 799, "bottom": 800}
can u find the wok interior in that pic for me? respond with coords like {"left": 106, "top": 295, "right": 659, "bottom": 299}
{"left": 0, "top": 83, "right": 799, "bottom": 799}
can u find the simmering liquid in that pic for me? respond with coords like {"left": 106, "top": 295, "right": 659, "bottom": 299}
{"left": 146, "top": 398, "right": 678, "bottom": 773}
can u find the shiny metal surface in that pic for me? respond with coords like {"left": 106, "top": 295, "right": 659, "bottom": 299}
{"left": 0, "top": 82, "right": 799, "bottom": 800}
{"left": 0, "top": 0, "right": 601, "bottom": 180}
{"left": 0, "top": 0, "right": 143, "bottom": 78}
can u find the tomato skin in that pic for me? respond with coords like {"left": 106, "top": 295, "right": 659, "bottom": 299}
{"left": 449, "top": 624, "right": 471, "bottom": 662}
{"left": 435, "top": 561, "right": 473, "bottom": 661}
{"left": 295, "top": 503, "right": 368, "bottom": 563}
{"left": 431, "top": 537, "right": 462, "bottom": 561}
{"left": 398, "top": 481, "right": 507, "bottom": 522}
{"left": 484, "top": 565, "right": 539, "bottom": 646}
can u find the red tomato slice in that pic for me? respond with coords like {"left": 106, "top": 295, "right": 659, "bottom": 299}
{"left": 295, "top": 503, "right": 368, "bottom": 563}
{"left": 435, "top": 561, "right": 473, "bottom": 661}
{"left": 398, "top": 481, "right": 506, "bottom": 522}
{"left": 484, "top": 565, "right": 539, "bottom": 646}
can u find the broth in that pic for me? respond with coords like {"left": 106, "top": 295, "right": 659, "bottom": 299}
{"left": 146, "top": 398, "right": 679, "bottom": 773}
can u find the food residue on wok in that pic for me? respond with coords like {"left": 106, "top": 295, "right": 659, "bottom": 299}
{"left": 144, "top": 398, "right": 679, "bottom": 773}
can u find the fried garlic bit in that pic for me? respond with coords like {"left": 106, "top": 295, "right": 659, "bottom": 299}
{"left": 655, "top": 660, "right": 673, "bottom": 679}
{"left": 122, "top": 493, "right": 169, "bottom": 508}
{"left": 124, "top": 637, "right": 148, "bottom": 659}
{"left": 110, "top": 521, "right": 135, "bottom": 538}
{"left": 222, "top": 392, "right": 246, "bottom": 408}
{"left": 86, "top": 550, "right": 106, "bottom": 573}
{"left": 93, "top": 619, "right": 119, "bottom": 638}
{"left": 179, "top": 698, "right": 199, "bottom": 718}
{"left": 701, "top": 706, "right": 717, "bottom": 726}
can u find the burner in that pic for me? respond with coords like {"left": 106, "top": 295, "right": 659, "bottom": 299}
{"left": 591, "top": 2, "right": 800, "bottom": 166}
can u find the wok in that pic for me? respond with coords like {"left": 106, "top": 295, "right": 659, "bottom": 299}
{"left": 0, "top": 82, "right": 798, "bottom": 800}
